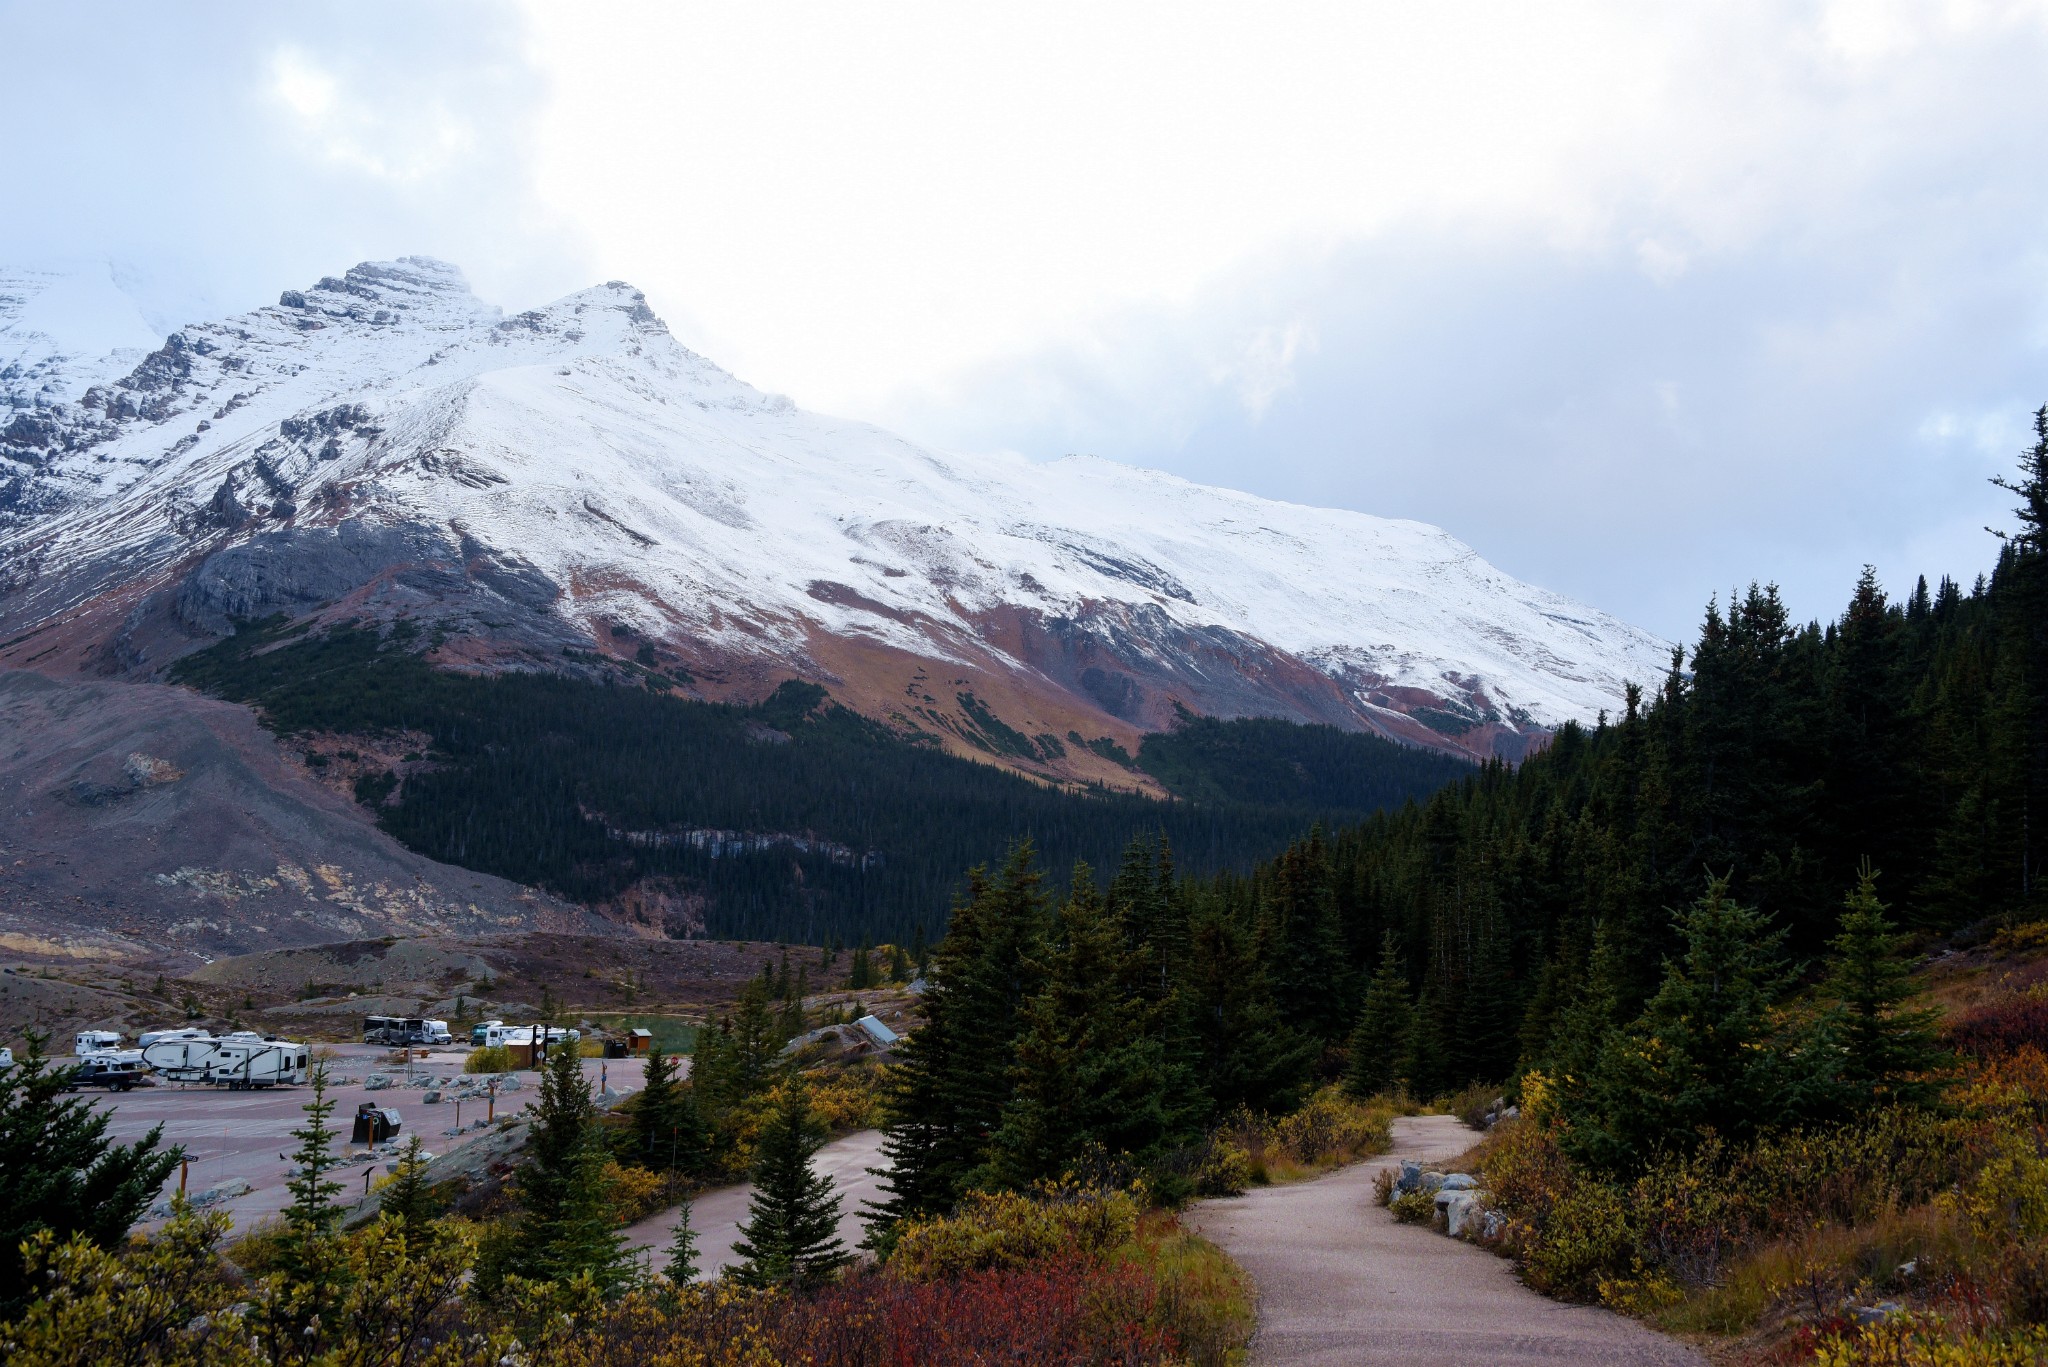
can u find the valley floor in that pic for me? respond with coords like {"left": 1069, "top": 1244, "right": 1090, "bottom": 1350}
{"left": 1189, "top": 1115, "right": 1704, "bottom": 1366}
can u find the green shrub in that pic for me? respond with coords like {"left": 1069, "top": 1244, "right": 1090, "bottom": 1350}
{"left": 465, "top": 1045, "right": 514, "bottom": 1074}
{"left": 1388, "top": 1191, "right": 1437, "bottom": 1225}
{"left": 890, "top": 1184, "right": 1139, "bottom": 1281}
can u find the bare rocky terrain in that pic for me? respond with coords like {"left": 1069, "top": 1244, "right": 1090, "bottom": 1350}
{"left": 0, "top": 668, "right": 599, "bottom": 962}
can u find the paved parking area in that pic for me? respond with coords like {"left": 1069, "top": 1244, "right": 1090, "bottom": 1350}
{"left": 90, "top": 1044, "right": 647, "bottom": 1234}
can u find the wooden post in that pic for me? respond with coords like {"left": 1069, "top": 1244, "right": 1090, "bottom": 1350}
{"left": 179, "top": 1158, "right": 188, "bottom": 1196}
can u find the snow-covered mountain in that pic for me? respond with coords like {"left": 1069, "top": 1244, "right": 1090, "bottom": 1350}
{"left": 0, "top": 257, "right": 1672, "bottom": 779}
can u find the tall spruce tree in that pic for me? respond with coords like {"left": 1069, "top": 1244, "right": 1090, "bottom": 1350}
{"left": 635, "top": 1045, "right": 703, "bottom": 1174}
{"left": 988, "top": 867, "right": 1182, "bottom": 1187}
{"left": 1577, "top": 877, "right": 1809, "bottom": 1171}
{"left": 507, "top": 1040, "right": 630, "bottom": 1293}
{"left": 1177, "top": 903, "right": 1316, "bottom": 1114}
{"left": 732, "top": 1077, "right": 848, "bottom": 1288}
{"left": 0, "top": 1034, "right": 181, "bottom": 1319}
{"left": 1820, "top": 865, "right": 1947, "bottom": 1109}
{"left": 865, "top": 844, "right": 1049, "bottom": 1246}
{"left": 663, "top": 1202, "right": 699, "bottom": 1285}
{"left": 380, "top": 1134, "right": 440, "bottom": 1226}
{"left": 1344, "top": 933, "right": 1413, "bottom": 1097}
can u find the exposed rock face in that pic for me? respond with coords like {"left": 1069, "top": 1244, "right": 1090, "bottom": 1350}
{"left": 0, "top": 669, "right": 597, "bottom": 959}
{"left": 0, "top": 256, "right": 1675, "bottom": 774}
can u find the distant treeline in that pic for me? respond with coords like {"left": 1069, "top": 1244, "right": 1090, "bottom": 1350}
{"left": 169, "top": 620, "right": 1469, "bottom": 944}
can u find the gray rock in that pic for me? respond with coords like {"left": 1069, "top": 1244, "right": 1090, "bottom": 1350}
{"left": 1417, "top": 1170, "right": 1447, "bottom": 1195}
{"left": 1435, "top": 1189, "right": 1487, "bottom": 1238}
{"left": 1853, "top": 1301, "right": 1905, "bottom": 1327}
{"left": 1440, "top": 1172, "right": 1479, "bottom": 1191}
{"left": 1394, "top": 1159, "right": 1423, "bottom": 1195}
{"left": 422, "top": 1090, "right": 442, "bottom": 1104}
{"left": 365, "top": 1073, "right": 392, "bottom": 1091}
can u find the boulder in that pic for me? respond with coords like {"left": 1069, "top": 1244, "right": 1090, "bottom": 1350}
{"left": 1394, "top": 1159, "right": 1423, "bottom": 1195}
{"left": 1417, "top": 1170, "right": 1447, "bottom": 1195}
{"left": 1435, "top": 1189, "right": 1486, "bottom": 1238}
{"left": 1440, "top": 1172, "right": 1479, "bottom": 1191}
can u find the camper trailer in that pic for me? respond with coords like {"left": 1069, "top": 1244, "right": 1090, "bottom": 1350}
{"left": 204, "top": 1038, "right": 310, "bottom": 1089}
{"left": 140, "top": 1030, "right": 269, "bottom": 1082}
{"left": 75, "top": 1030, "right": 126, "bottom": 1056}
{"left": 471, "top": 1019, "right": 507, "bottom": 1047}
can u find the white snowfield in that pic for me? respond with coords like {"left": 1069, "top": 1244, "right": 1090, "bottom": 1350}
{"left": 1, "top": 257, "right": 1672, "bottom": 735}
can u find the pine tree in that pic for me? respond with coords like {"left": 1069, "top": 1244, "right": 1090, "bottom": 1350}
{"left": 1344, "top": 933, "right": 1413, "bottom": 1097}
{"left": 0, "top": 1033, "right": 181, "bottom": 1318}
{"left": 266, "top": 1062, "right": 352, "bottom": 1361}
{"left": 379, "top": 1134, "right": 439, "bottom": 1225}
{"left": 1577, "top": 876, "right": 1806, "bottom": 1171}
{"left": 663, "top": 1201, "right": 699, "bottom": 1284}
{"left": 636, "top": 1045, "right": 703, "bottom": 1173}
{"left": 1821, "top": 864, "right": 1947, "bottom": 1109}
{"left": 503, "top": 1039, "right": 629, "bottom": 1293}
{"left": 732, "top": 1077, "right": 848, "bottom": 1288}
{"left": 864, "top": 844, "right": 1049, "bottom": 1246}
{"left": 728, "top": 978, "right": 784, "bottom": 1098}
{"left": 1400, "top": 986, "right": 1453, "bottom": 1100}
{"left": 910, "top": 923, "right": 929, "bottom": 978}
{"left": 849, "top": 936, "right": 874, "bottom": 990}
{"left": 887, "top": 942, "right": 912, "bottom": 983}
{"left": 987, "top": 868, "right": 1182, "bottom": 1187}
{"left": 278, "top": 1062, "right": 347, "bottom": 1281}
{"left": 1177, "top": 904, "right": 1316, "bottom": 1115}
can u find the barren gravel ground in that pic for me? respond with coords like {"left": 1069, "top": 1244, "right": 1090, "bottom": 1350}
{"left": 1189, "top": 1114, "right": 1704, "bottom": 1366}
{"left": 621, "top": 1128, "right": 886, "bottom": 1278}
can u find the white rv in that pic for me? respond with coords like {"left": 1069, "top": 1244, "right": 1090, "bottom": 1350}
{"left": 75, "top": 1030, "right": 125, "bottom": 1056}
{"left": 204, "top": 1038, "right": 311, "bottom": 1088}
{"left": 140, "top": 1029, "right": 269, "bottom": 1082}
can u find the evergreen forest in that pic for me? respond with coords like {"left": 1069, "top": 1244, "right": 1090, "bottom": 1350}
{"left": 168, "top": 621, "right": 1470, "bottom": 945}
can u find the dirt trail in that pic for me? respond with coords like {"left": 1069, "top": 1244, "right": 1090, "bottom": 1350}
{"left": 1189, "top": 1115, "right": 1704, "bottom": 1366}
{"left": 620, "top": 1129, "right": 886, "bottom": 1278}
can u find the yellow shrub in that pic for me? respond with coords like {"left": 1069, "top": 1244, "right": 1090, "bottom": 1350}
{"left": 889, "top": 1183, "right": 1140, "bottom": 1281}
{"left": 603, "top": 1159, "right": 672, "bottom": 1226}
{"left": 465, "top": 1045, "right": 513, "bottom": 1074}
{"left": 1518, "top": 1177, "right": 1633, "bottom": 1301}
{"left": 806, "top": 1064, "right": 888, "bottom": 1133}
{"left": 1813, "top": 1313, "right": 2048, "bottom": 1366}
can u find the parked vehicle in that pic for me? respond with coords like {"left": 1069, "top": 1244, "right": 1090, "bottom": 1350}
{"left": 69, "top": 1056, "right": 152, "bottom": 1091}
{"left": 75, "top": 1030, "right": 125, "bottom": 1056}
{"left": 364, "top": 1016, "right": 455, "bottom": 1047}
{"left": 0, "top": 1046, "right": 15, "bottom": 1072}
{"left": 139, "top": 1029, "right": 271, "bottom": 1082}
{"left": 204, "top": 1038, "right": 310, "bottom": 1088}
{"left": 470, "top": 1019, "right": 507, "bottom": 1047}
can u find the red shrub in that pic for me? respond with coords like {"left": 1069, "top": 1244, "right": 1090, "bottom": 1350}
{"left": 1949, "top": 995, "right": 2048, "bottom": 1058}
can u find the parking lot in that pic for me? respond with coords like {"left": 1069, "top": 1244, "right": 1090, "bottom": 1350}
{"left": 92, "top": 1043, "right": 649, "bottom": 1234}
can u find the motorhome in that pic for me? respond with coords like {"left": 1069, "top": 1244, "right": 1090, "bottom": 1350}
{"left": 471, "top": 1019, "right": 507, "bottom": 1047}
{"left": 363, "top": 1016, "right": 455, "bottom": 1047}
{"left": 204, "top": 1038, "right": 310, "bottom": 1088}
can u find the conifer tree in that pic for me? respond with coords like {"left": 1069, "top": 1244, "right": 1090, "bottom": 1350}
{"left": 732, "top": 1078, "right": 848, "bottom": 1288}
{"left": 1344, "top": 933, "right": 1413, "bottom": 1097}
{"left": 865, "top": 844, "right": 1048, "bottom": 1245}
{"left": 1577, "top": 877, "right": 1806, "bottom": 1171}
{"left": 0, "top": 1034, "right": 181, "bottom": 1318}
{"left": 910, "top": 923, "right": 929, "bottom": 978}
{"left": 849, "top": 936, "right": 875, "bottom": 990}
{"left": 887, "top": 942, "right": 912, "bottom": 983}
{"left": 663, "top": 1202, "right": 699, "bottom": 1285}
{"left": 728, "top": 979, "right": 783, "bottom": 1097}
{"left": 1821, "top": 865, "right": 1947, "bottom": 1109}
{"left": 266, "top": 1062, "right": 352, "bottom": 1361}
{"left": 988, "top": 868, "right": 1181, "bottom": 1187}
{"left": 1177, "top": 905, "right": 1315, "bottom": 1114}
{"left": 278, "top": 1062, "right": 347, "bottom": 1282}
{"left": 635, "top": 1045, "right": 704, "bottom": 1173}
{"left": 379, "top": 1134, "right": 439, "bottom": 1226}
{"left": 1400, "top": 986, "right": 1453, "bottom": 1100}
{"left": 505, "top": 1039, "right": 629, "bottom": 1293}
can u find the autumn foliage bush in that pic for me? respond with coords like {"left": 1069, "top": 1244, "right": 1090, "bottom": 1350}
{"left": 1948, "top": 994, "right": 2048, "bottom": 1059}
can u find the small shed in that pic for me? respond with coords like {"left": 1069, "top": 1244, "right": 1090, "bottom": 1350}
{"left": 855, "top": 1015, "right": 899, "bottom": 1050}
{"left": 627, "top": 1028, "right": 653, "bottom": 1055}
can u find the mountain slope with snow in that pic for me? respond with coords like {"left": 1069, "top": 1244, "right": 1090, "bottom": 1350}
{"left": 0, "top": 258, "right": 1672, "bottom": 777}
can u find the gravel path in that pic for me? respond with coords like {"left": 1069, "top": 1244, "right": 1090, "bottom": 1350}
{"left": 1188, "top": 1115, "right": 1704, "bottom": 1366}
{"left": 620, "top": 1128, "right": 886, "bottom": 1278}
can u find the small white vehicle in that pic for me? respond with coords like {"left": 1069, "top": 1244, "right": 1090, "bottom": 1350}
{"left": 204, "top": 1038, "right": 310, "bottom": 1089}
{"left": 420, "top": 1019, "right": 453, "bottom": 1046}
{"left": 470, "top": 1019, "right": 507, "bottom": 1047}
{"left": 0, "top": 1046, "right": 14, "bottom": 1072}
{"left": 75, "top": 1030, "right": 126, "bottom": 1056}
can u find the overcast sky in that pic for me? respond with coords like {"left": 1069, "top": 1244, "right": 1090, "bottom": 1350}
{"left": 5, "top": 1, "right": 2045, "bottom": 640}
